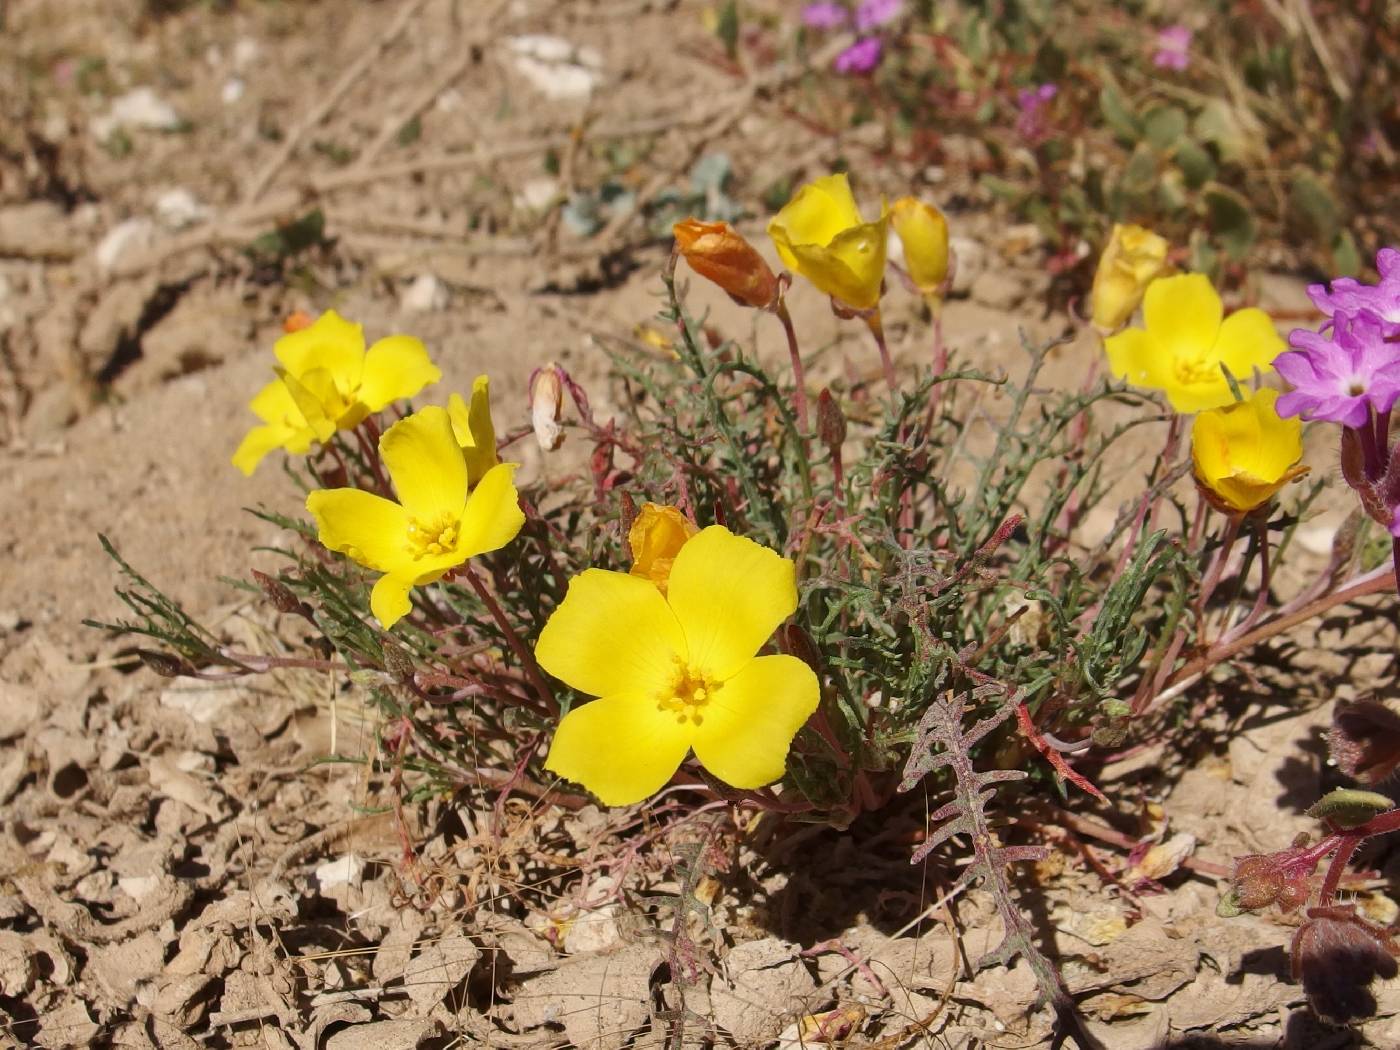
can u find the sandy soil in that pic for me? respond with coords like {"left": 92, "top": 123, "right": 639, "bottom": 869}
{"left": 2, "top": 2, "right": 1398, "bottom": 1048}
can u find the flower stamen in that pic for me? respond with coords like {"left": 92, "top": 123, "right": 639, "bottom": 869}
{"left": 405, "top": 514, "right": 460, "bottom": 560}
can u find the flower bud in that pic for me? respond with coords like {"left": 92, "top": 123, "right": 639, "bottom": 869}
{"left": 1292, "top": 905, "right": 1400, "bottom": 1024}
{"left": 673, "top": 219, "right": 780, "bottom": 310}
{"left": 1330, "top": 699, "right": 1400, "bottom": 785}
{"left": 889, "top": 196, "right": 950, "bottom": 296}
{"left": 1090, "top": 223, "right": 1170, "bottom": 333}
{"left": 528, "top": 363, "right": 566, "bottom": 452}
{"left": 1190, "top": 388, "right": 1307, "bottom": 514}
{"left": 816, "top": 388, "right": 846, "bottom": 451}
{"left": 283, "top": 309, "right": 314, "bottom": 334}
{"left": 252, "top": 569, "right": 309, "bottom": 617}
{"left": 138, "top": 649, "right": 193, "bottom": 679}
{"left": 628, "top": 503, "right": 699, "bottom": 594}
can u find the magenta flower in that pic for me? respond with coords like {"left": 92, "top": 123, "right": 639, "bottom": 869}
{"left": 1153, "top": 25, "right": 1192, "bottom": 71}
{"left": 834, "top": 36, "right": 883, "bottom": 75}
{"left": 802, "top": 2, "right": 849, "bottom": 28}
{"left": 1015, "top": 83, "right": 1058, "bottom": 145}
{"left": 1308, "top": 247, "right": 1400, "bottom": 337}
{"left": 1275, "top": 312, "right": 1400, "bottom": 428}
{"left": 855, "top": 0, "right": 902, "bottom": 31}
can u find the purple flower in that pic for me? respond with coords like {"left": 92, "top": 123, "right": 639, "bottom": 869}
{"left": 855, "top": 0, "right": 902, "bottom": 31}
{"left": 1014, "top": 83, "right": 1058, "bottom": 145}
{"left": 1153, "top": 25, "right": 1192, "bottom": 71}
{"left": 1308, "top": 247, "right": 1400, "bottom": 338}
{"left": 834, "top": 36, "right": 883, "bottom": 75}
{"left": 1275, "top": 311, "right": 1400, "bottom": 427}
{"left": 802, "top": 2, "right": 849, "bottom": 28}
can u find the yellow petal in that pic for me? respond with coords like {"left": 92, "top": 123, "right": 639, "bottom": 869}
{"left": 544, "top": 692, "right": 694, "bottom": 806}
{"left": 1142, "top": 274, "right": 1222, "bottom": 363}
{"left": 232, "top": 422, "right": 294, "bottom": 475}
{"left": 1103, "top": 328, "right": 1166, "bottom": 387}
{"left": 277, "top": 367, "right": 339, "bottom": 443}
{"left": 535, "top": 569, "right": 687, "bottom": 699}
{"left": 692, "top": 654, "right": 819, "bottom": 789}
{"left": 371, "top": 573, "right": 415, "bottom": 630}
{"left": 666, "top": 526, "right": 797, "bottom": 681}
{"left": 273, "top": 309, "right": 365, "bottom": 386}
{"left": 1090, "top": 223, "right": 1170, "bottom": 331}
{"left": 1191, "top": 388, "right": 1303, "bottom": 511}
{"left": 1215, "top": 307, "right": 1285, "bottom": 380}
{"left": 247, "top": 377, "right": 302, "bottom": 426}
{"left": 306, "top": 488, "right": 413, "bottom": 573}
{"left": 628, "top": 503, "right": 698, "bottom": 593}
{"left": 455, "top": 462, "right": 525, "bottom": 558}
{"left": 768, "top": 174, "right": 865, "bottom": 273}
{"left": 448, "top": 376, "right": 499, "bottom": 487}
{"left": 890, "top": 197, "right": 949, "bottom": 294}
{"left": 358, "top": 334, "right": 441, "bottom": 411}
{"left": 380, "top": 406, "right": 468, "bottom": 521}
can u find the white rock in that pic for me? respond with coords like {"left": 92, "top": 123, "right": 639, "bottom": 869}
{"left": 118, "top": 875, "right": 159, "bottom": 901}
{"left": 401, "top": 273, "right": 449, "bottom": 313}
{"left": 93, "top": 87, "right": 184, "bottom": 140}
{"left": 154, "top": 188, "right": 208, "bottom": 230}
{"left": 514, "top": 176, "right": 559, "bottom": 213}
{"left": 94, "top": 217, "right": 155, "bottom": 272}
{"left": 948, "top": 235, "right": 988, "bottom": 297}
{"left": 315, "top": 853, "right": 364, "bottom": 890}
{"left": 505, "top": 35, "right": 603, "bottom": 100}
{"left": 232, "top": 37, "right": 261, "bottom": 70}
{"left": 221, "top": 77, "right": 245, "bottom": 105}
{"left": 435, "top": 88, "right": 464, "bottom": 113}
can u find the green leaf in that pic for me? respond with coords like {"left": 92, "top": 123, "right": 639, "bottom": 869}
{"left": 1203, "top": 185, "right": 1256, "bottom": 260}
{"left": 1120, "top": 143, "right": 1159, "bottom": 198}
{"left": 1193, "top": 100, "right": 1254, "bottom": 165}
{"left": 1332, "top": 228, "right": 1362, "bottom": 277}
{"left": 1306, "top": 788, "right": 1394, "bottom": 829}
{"left": 1289, "top": 168, "right": 1340, "bottom": 241}
{"left": 1142, "top": 104, "right": 1188, "bottom": 153}
{"left": 1099, "top": 82, "right": 1141, "bottom": 145}
{"left": 716, "top": 0, "right": 739, "bottom": 60}
{"left": 1175, "top": 138, "right": 1216, "bottom": 189}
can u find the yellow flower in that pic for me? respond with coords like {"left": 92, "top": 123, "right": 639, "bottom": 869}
{"left": 447, "top": 375, "right": 498, "bottom": 487}
{"left": 1091, "top": 223, "right": 1171, "bottom": 332}
{"left": 889, "top": 196, "right": 949, "bottom": 296}
{"left": 233, "top": 310, "right": 441, "bottom": 475}
{"left": 673, "top": 218, "right": 781, "bottom": 309}
{"left": 1191, "top": 388, "right": 1308, "bottom": 514}
{"left": 538, "top": 525, "right": 819, "bottom": 806}
{"left": 628, "top": 503, "right": 699, "bottom": 594}
{"left": 305, "top": 405, "right": 524, "bottom": 629}
{"left": 1104, "top": 273, "right": 1284, "bottom": 413}
{"left": 768, "top": 174, "right": 888, "bottom": 310}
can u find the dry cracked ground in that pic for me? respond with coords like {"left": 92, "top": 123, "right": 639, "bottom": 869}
{"left": 2, "top": 1, "right": 1399, "bottom": 1048}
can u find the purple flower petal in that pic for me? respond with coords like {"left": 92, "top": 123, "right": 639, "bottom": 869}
{"left": 854, "top": 0, "right": 902, "bottom": 31}
{"left": 834, "top": 36, "right": 883, "bottom": 74}
{"left": 802, "top": 2, "right": 850, "bottom": 29}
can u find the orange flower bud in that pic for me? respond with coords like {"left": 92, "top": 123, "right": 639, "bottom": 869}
{"left": 673, "top": 219, "right": 780, "bottom": 310}
{"left": 283, "top": 309, "right": 314, "bottom": 334}
{"left": 628, "top": 502, "right": 699, "bottom": 594}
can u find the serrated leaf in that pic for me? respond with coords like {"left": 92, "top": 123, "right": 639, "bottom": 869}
{"left": 1203, "top": 185, "right": 1257, "bottom": 260}
{"left": 1142, "top": 104, "right": 1188, "bottom": 152}
{"left": 1306, "top": 788, "right": 1394, "bottom": 828}
{"left": 1099, "top": 82, "right": 1141, "bottom": 144}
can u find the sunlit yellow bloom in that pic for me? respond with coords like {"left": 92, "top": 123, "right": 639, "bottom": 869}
{"left": 768, "top": 174, "right": 888, "bottom": 310}
{"left": 1104, "top": 274, "right": 1284, "bottom": 413}
{"left": 1191, "top": 388, "right": 1308, "bottom": 514}
{"left": 447, "top": 375, "right": 498, "bottom": 487}
{"left": 628, "top": 503, "right": 698, "bottom": 594}
{"left": 889, "top": 196, "right": 949, "bottom": 296}
{"left": 306, "top": 405, "right": 523, "bottom": 629}
{"left": 232, "top": 310, "right": 441, "bottom": 475}
{"left": 1091, "top": 223, "right": 1171, "bottom": 332}
{"left": 673, "top": 218, "right": 780, "bottom": 310}
{"left": 538, "top": 526, "right": 819, "bottom": 806}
